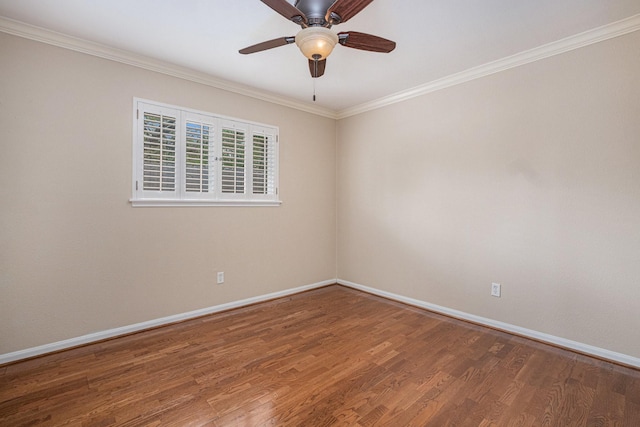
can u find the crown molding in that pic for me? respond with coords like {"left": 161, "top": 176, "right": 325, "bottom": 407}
{"left": 0, "top": 16, "right": 338, "bottom": 120}
{"left": 336, "top": 13, "right": 640, "bottom": 119}
{"left": 1, "top": 14, "right": 639, "bottom": 121}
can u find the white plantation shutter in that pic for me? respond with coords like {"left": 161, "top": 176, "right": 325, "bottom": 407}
{"left": 132, "top": 99, "right": 279, "bottom": 206}
{"left": 251, "top": 127, "right": 277, "bottom": 198}
{"left": 220, "top": 121, "right": 247, "bottom": 197}
{"left": 184, "top": 114, "right": 215, "bottom": 198}
{"left": 137, "top": 103, "right": 179, "bottom": 199}
{"left": 143, "top": 113, "right": 176, "bottom": 191}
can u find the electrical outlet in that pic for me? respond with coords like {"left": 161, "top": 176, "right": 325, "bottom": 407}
{"left": 491, "top": 282, "right": 501, "bottom": 297}
{"left": 217, "top": 272, "right": 224, "bottom": 284}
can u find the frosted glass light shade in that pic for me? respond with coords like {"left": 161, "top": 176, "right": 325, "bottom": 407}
{"left": 295, "top": 27, "right": 339, "bottom": 60}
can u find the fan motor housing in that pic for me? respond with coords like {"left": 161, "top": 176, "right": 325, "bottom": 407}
{"left": 294, "top": 0, "right": 336, "bottom": 26}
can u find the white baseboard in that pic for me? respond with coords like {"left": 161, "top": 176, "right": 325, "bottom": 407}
{"left": 5, "top": 278, "right": 638, "bottom": 369}
{"left": 0, "top": 279, "right": 336, "bottom": 365}
{"left": 338, "top": 279, "right": 640, "bottom": 369}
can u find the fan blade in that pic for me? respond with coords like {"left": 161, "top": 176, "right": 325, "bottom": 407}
{"left": 338, "top": 31, "right": 396, "bottom": 52}
{"left": 326, "top": 0, "right": 373, "bottom": 24}
{"left": 309, "top": 58, "right": 327, "bottom": 78}
{"left": 239, "top": 36, "right": 296, "bottom": 54}
{"left": 261, "top": 0, "right": 308, "bottom": 25}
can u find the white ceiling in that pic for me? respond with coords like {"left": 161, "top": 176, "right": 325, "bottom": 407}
{"left": 1, "top": 0, "right": 639, "bottom": 113}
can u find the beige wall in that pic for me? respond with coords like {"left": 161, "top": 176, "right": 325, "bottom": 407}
{"left": 337, "top": 31, "right": 640, "bottom": 358}
{"left": 2, "top": 28, "right": 639, "bottom": 361}
{"left": 0, "top": 33, "right": 336, "bottom": 354}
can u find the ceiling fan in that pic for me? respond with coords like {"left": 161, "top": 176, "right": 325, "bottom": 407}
{"left": 239, "top": 0, "right": 396, "bottom": 78}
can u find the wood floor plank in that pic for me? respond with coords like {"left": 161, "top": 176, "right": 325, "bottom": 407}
{"left": 1, "top": 285, "right": 639, "bottom": 426}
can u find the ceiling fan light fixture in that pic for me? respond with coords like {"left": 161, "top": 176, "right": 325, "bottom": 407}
{"left": 295, "top": 27, "right": 338, "bottom": 60}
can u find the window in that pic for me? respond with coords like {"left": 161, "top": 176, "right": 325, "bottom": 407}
{"left": 132, "top": 99, "right": 280, "bottom": 206}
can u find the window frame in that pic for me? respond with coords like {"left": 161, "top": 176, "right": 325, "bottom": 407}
{"left": 131, "top": 98, "right": 281, "bottom": 207}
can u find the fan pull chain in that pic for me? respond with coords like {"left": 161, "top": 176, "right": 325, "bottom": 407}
{"left": 311, "top": 54, "right": 321, "bottom": 102}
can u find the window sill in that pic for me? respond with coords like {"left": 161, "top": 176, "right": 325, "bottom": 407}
{"left": 130, "top": 199, "right": 282, "bottom": 207}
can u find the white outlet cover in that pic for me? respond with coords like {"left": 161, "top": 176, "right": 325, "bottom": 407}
{"left": 217, "top": 272, "right": 224, "bottom": 284}
{"left": 491, "top": 283, "right": 501, "bottom": 297}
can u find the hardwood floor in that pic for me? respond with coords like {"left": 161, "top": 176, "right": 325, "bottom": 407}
{"left": 1, "top": 285, "right": 639, "bottom": 426}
